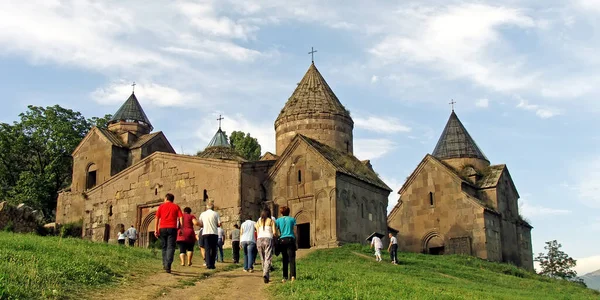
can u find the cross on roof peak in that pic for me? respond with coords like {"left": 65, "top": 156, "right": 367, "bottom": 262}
{"left": 131, "top": 81, "right": 136, "bottom": 94}
{"left": 217, "top": 115, "right": 224, "bottom": 129}
{"left": 308, "top": 47, "right": 317, "bottom": 63}
{"left": 449, "top": 99, "right": 456, "bottom": 111}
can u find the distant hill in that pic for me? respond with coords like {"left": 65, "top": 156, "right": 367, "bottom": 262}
{"left": 582, "top": 269, "right": 600, "bottom": 291}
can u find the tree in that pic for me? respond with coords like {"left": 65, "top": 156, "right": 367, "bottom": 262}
{"left": 229, "top": 131, "right": 261, "bottom": 161}
{"left": 0, "top": 105, "right": 107, "bottom": 219}
{"left": 535, "top": 240, "right": 578, "bottom": 280}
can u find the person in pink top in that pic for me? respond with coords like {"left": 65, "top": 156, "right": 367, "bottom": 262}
{"left": 177, "top": 207, "right": 200, "bottom": 266}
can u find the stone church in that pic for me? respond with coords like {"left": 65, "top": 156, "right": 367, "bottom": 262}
{"left": 387, "top": 110, "right": 534, "bottom": 270}
{"left": 56, "top": 62, "right": 391, "bottom": 248}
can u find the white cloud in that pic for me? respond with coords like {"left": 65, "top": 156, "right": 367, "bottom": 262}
{"left": 575, "top": 157, "right": 600, "bottom": 208}
{"left": 381, "top": 176, "right": 403, "bottom": 214}
{"left": 354, "top": 116, "right": 411, "bottom": 133}
{"left": 475, "top": 98, "right": 489, "bottom": 108}
{"left": 370, "top": 75, "right": 379, "bottom": 83}
{"left": 516, "top": 98, "right": 561, "bottom": 119}
{"left": 519, "top": 199, "right": 571, "bottom": 218}
{"left": 353, "top": 138, "right": 396, "bottom": 160}
{"left": 369, "top": 3, "right": 540, "bottom": 93}
{"left": 574, "top": 255, "right": 600, "bottom": 276}
{"left": 91, "top": 81, "right": 190, "bottom": 107}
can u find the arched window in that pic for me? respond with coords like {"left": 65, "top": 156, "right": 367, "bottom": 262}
{"left": 108, "top": 205, "right": 113, "bottom": 217}
{"left": 429, "top": 192, "right": 434, "bottom": 206}
{"left": 361, "top": 203, "right": 364, "bottom": 218}
{"left": 86, "top": 163, "right": 98, "bottom": 190}
{"left": 203, "top": 189, "right": 209, "bottom": 202}
{"left": 297, "top": 170, "right": 302, "bottom": 183}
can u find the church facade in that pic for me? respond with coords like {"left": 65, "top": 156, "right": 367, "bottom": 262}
{"left": 387, "top": 111, "right": 534, "bottom": 270}
{"left": 56, "top": 62, "right": 391, "bottom": 248}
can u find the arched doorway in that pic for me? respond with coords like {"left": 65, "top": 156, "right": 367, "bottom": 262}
{"left": 139, "top": 212, "right": 157, "bottom": 248}
{"left": 423, "top": 232, "right": 445, "bottom": 255}
{"left": 295, "top": 211, "right": 311, "bottom": 249}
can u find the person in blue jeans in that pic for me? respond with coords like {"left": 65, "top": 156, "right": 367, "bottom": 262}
{"left": 217, "top": 227, "right": 225, "bottom": 262}
{"left": 275, "top": 206, "right": 297, "bottom": 282}
{"left": 240, "top": 217, "right": 256, "bottom": 272}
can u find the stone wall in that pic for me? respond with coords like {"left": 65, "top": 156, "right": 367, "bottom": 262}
{"left": 0, "top": 202, "right": 44, "bottom": 233}
{"left": 388, "top": 158, "right": 488, "bottom": 257}
{"left": 78, "top": 152, "right": 249, "bottom": 245}
{"left": 275, "top": 116, "right": 353, "bottom": 156}
{"left": 268, "top": 141, "right": 339, "bottom": 247}
{"left": 336, "top": 174, "right": 388, "bottom": 245}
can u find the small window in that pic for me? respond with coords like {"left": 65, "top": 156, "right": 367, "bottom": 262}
{"left": 108, "top": 205, "right": 113, "bottom": 217}
{"left": 429, "top": 192, "right": 434, "bottom": 206}
{"left": 203, "top": 189, "right": 209, "bottom": 202}
{"left": 86, "top": 163, "right": 98, "bottom": 190}
{"left": 361, "top": 203, "right": 364, "bottom": 218}
{"left": 297, "top": 170, "right": 302, "bottom": 183}
{"left": 154, "top": 188, "right": 158, "bottom": 196}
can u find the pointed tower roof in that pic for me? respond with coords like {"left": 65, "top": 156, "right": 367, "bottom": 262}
{"left": 207, "top": 128, "right": 230, "bottom": 148}
{"left": 110, "top": 93, "right": 153, "bottom": 131}
{"left": 276, "top": 63, "right": 350, "bottom": 122}
{"left": 196, "top": 126, "right": 246, "bottom": 161}
{"left": 432, "top": 111, "right": 488, "bottom": 162}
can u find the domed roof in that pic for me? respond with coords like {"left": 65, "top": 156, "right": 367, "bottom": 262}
{"left": 109, "top": 93, "right": 153, "bottom": 130}
{"left": 432, "top": 111, "right": 488, "bottom": 162}
{"left": 276, "top": 63, "right": 351, "bottom": 124}
{"left": 196, "top": 127, "right": 246, "bottom": 161}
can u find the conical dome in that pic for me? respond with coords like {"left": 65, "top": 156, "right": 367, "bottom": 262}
{"left": 275, "top": 63, "right": 354, "bottom": 155}
{"left": 109, "top": 93, "right": 153, "bottom": 131}
{"left": 196, "top": 127, "right": 246, "bottom": 161}
{"left": 276, "top": 63, "right": 351, "bottom": 122}
{"left": 432, "top": 111, "right": 490, "bottom": 171}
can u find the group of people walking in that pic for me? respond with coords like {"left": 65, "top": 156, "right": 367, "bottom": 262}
{"left": 154, "top": 193, "right": 298, "bottom": 284}
{"left": 117, "top": 225, "right": 138, "bottom": 246}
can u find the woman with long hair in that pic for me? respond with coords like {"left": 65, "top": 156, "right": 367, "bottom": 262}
{"left": 117, "top": 226, "right": 126, "bottom": 246}
{"left": 177, "top": 207, "right": 200, "bottom": 266}
{"left": 255, "top": 208, "right": 274, "bottom": 284}
{"left": 276, "top": 206, "right": 297, "bottom": 282}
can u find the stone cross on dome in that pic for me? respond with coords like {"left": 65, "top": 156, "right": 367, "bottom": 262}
{"left": 131, "top": 81, "right": 136, "bottom": 94}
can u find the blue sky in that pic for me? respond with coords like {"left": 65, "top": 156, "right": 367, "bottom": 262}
{"left": 1, "top": 0, "right": 599, "bottom": 274}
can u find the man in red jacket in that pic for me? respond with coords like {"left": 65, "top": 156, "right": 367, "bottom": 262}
{"left": 155, "top": 193, "right": 183, "bottom": 273}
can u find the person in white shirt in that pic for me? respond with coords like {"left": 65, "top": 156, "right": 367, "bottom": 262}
{"left": 217, "top": 227, "right": 225, "bottom": 262}
{"left": 370, "top": 236, "right": 383, "bottom": 262}
{"left": 126, "top": 225, "right": 138, "bottom": 247}
{"left": 199, "top": 201, "right": 221, "bottom": 269}
{"left": 240, "top": 217, "right": 257, "bottom": 272}
{"left": 387, "top": 232, "right": 398, "bottom": 264}
{"left": 255, "top": 208, "right": 275, "bottom": 284}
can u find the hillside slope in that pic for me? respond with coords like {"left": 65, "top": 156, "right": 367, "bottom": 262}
{"left": 270, "top": 244, "right": 599, "bottom": 299}
{"left": 582, "top": 269, "right": 600, "bottom": 291}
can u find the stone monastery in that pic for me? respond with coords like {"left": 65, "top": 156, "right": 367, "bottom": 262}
{"left": 56, "top": 62, "right": 533, "bottom": 269}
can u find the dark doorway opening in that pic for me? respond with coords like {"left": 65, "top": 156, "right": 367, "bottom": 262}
{"left": 103, "top": 224, "right": 110, "bottom": 243}
{"left": 297, "top": 223, "right": 311, "bottom": 249}
{"left": 429, "top": 246, "right": 445, "bottom": 255}
{"left": 148, "top": 231, "right": 158, "bottom": 248}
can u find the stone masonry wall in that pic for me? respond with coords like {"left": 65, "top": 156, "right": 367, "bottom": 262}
{"left": 81, "top": 153, "right": 245, "bottom": 245}
{"left": 388, "top": 158, "right": 488, "bottom": 258}
{"left": 336, "top": 174, "right": 389, "bottom": 245}
{"left": 275, "top": 117, "right": 353, "bottom": 156}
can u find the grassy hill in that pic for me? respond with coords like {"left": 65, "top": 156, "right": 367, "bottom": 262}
{"left": 269, "top": 244, "right": 599, "bottom": 299}
{"left": 0, "top": 232, "right": 162, "bottom": 299}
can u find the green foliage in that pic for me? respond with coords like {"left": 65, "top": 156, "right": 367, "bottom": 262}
{"left": 229, "top": 131, "right": 261, "bottom": 161}
{"left": 535, "top": 240, "right": 578, "bottom": 280}
{"left": 88, "top": 114, "right": 113, "bottom": 129}
{"left": 2, "top": 221, "right": 14, "bottom": 232}
{"left": 269, "top": 244, "right": 599, "bottom": 299}
{"left": 0, "top": 232, "right": 160, "bottom": 299}
{"left": 0, "top": 106, "right": 109, "bottom": 219}
{"left": 58, "top": 220, "right": 83, "bottom": 238}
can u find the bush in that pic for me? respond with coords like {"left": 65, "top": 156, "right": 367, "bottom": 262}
{"left": 59, "top": 220, "right": 83, "bottom": 238}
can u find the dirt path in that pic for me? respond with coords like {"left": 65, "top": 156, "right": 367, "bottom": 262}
{"left": 90, "top": 249, "right": 315, "bottom": 300}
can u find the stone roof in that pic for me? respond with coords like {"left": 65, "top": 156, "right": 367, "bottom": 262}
{"left": 260, "top": 152, "right": 278, "bottom": 161}
{"left": 110, "top": 93, "right": 153, "bottom": 131}
{"left": 96, "top": 127, "right": 125, "bottom": 147}
{"left": 207, "top": 128, "right": 230, "bottom": 148}
{"left": 276, "top": 63, "right": 351, "bottom": 123}
{"left": 477, "top": 164, "right": 505, "bottom": 189}
{"left": 196, "top": 146, "right": 246, "bottom": 161}
{"left": 130, "top": 132, "right": 162, "bottom": 149}
{"left": 95, "top": 127, "right": 164, "bottom": 150}
{"left": 432, "top": 111, "right": 488, "bottom": 162}
{"left": 299, "top": 135, "right": 391, "bottom": 191}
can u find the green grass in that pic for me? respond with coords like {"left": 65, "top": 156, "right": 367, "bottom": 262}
{"left": 0, "top": 232, "right": 161, "bottom": 299}
{"left": 269, "top": 244, "right": 600, "bottom": 300}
